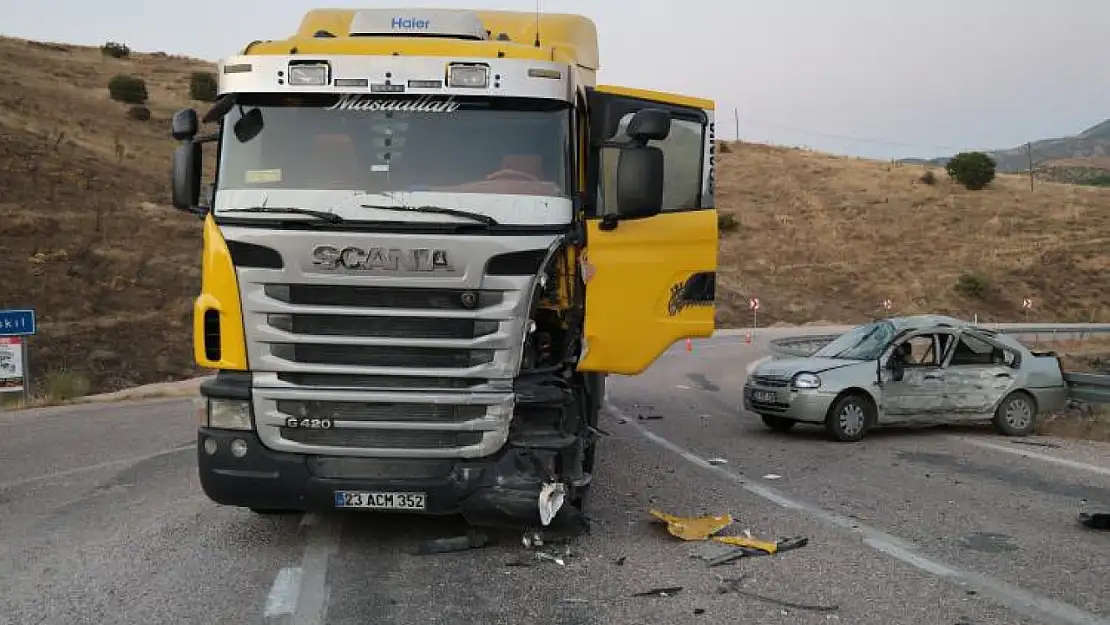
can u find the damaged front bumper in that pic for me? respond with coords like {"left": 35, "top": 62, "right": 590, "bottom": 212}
{"left": 197, "top": 427, "right": 582, "bottom": 528}
{"left": 742, "top": 384, "right": 837, "bottom": 423}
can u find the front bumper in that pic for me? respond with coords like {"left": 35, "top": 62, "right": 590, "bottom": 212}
{"left": 742, "top": 384, "right": 837, "bottom": 423}
{"left": 197, "top": 427, "right": 567, "bottom": 527}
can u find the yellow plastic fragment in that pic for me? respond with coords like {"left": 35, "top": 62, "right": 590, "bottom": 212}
{"left": 649, "top": 509, "right": 734, "bottom": 541}
{"left": 711, "top": 535, "right": 779, "bottom": 554}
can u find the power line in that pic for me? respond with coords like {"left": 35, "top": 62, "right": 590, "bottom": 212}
{"left": 729, "top": 112, "right": 971, "bottom": 153}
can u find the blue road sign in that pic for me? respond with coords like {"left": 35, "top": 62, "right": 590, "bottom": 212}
{"left": 0, "top": 309, "right": 36, "bottom": 337}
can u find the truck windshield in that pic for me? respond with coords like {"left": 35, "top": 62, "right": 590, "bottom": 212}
{"left": 214, "top": 93, "right": 571, "bottom": 211}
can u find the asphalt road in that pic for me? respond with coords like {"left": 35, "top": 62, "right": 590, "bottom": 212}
{"left": 2, "top": 328, "right": 1109, "bottom": 625}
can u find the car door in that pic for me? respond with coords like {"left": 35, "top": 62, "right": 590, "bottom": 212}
{"left": 878, "top": 330, "right": 955, "bottom": 418}
{"left": 576, "top": 85, "right": 718, "bottom": 375}
{"left": 940, "top": 329, "right": 1020, "bottom": 415}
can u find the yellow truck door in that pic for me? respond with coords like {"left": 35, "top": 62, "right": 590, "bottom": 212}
{"left": 577, "top": 85, "right": 718, "bottom": 375}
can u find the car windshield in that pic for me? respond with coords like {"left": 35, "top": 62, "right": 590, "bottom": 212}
{"left": 812, "top": 321, "right": 896, "bottom": 360}
{"left": 214, "top": 93, "right": 571, "bottom": 208}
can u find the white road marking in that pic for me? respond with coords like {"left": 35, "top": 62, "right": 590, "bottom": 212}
{"left": 290, "top": 513, "right": 342, "bottom": 625}
{"left": 954, "top": 437, "right": 1110, "bottom": 477}
{"left": 0, "top": 444, "right": 193, "bottom": 491}
{"left": 265, "top": 567, "right": 303, "bottom": 618}
{"left": 607, "top": 402, "right": 1110, "bottom": 625}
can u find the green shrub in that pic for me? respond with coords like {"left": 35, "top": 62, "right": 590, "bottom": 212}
{"left": 945, "top": 151, "right": 996, "bottom": 190}
{"left": 100, "top": 41, "right": 131, "bottom": 59}
{"left": 108, "top": 74, "right": 148, "bottom": 104}
{"left": 953, "top": 271, "right": 990, "bottom": 299}
{"left": 189, "top": 71, "right": 218, "bottom": 102}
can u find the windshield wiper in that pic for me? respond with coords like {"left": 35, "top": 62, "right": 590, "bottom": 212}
{"left": 220, "top": 206, "right": 344, "bottom": 223}
{"left": 360, "top": 203, "right": 498, "bottom": 226}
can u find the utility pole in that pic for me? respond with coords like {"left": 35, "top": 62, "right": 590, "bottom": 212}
{"left": 1026, "top": 142, "right": 1034, "bottom": 191}
{"left": 734, "top": 108, "right": 739, "bottom": 141}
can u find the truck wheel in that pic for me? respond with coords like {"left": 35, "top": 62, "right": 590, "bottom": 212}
{"left": 761, "top": 414, "right": 797, "bottom": 432}
{"left": 824, "top": 393, "right": 874, "bottom": 442}
{"left": 992, "top": 391, "right": 1036, "bottom": 437}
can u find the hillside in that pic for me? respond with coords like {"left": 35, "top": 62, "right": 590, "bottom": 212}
{"left": 0, "top": 36, "right": 214, "bottom": 396}
{"left": 3, "top": 35, "right": 1110, "bottom": 397}
{"left": 714, "top": 143, "right": 1110, "bottom": 327}
{"left": 907, "top": 118, "right": 1110, "bottom": 177}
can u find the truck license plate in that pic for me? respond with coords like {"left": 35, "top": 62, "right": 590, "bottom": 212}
{"left": 752, "top": 390, "right": 777, "bottom": 403}
{"left": 334, "top": 491, "right": 427, "bottom": 510}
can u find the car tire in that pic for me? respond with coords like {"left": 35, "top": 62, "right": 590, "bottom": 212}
{"left": 992, "top": 391, "right": 1037, "bottom": 437}
{"left": 824, "top": 393, "right": 875, "bottom": 442}
{"left": 761, "top": 414, "right": 797, "bottom": 432}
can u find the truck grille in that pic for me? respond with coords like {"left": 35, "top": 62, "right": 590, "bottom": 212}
{"left": 268, "top": 314, "right": 498, "bottom": 339}
{"left": 277, "top": 399, "right": 485, "bottom": 423}
{"left": 270, "top": 344, "right": 494, "bottom": 368}
{"left": 265, "top": 284, "right": 502, "bottom": 310}
{"left": 281, "top": 428, "right": 483, "bottom": 449}
{"left": 231, "top": 232, "right": 559, "bottom": 459}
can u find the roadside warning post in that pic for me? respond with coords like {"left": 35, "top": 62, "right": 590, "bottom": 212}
{"left": 0, "top": 308, "right": 36, "bottom": 403}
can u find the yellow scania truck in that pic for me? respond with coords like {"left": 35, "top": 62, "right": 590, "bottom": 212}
{"left": 169, "top": 7, "right": 717, "bottom": 528}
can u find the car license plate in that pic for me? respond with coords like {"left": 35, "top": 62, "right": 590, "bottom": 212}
{"left": 752, "top": 390, "right": 778, "bottom": 403}
{"left": 333, "top": 491, "right": 427, "bottom": 510}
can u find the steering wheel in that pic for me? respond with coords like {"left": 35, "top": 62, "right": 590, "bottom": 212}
{"left": 486, "top": 168, "right": 540, "bottom": 182}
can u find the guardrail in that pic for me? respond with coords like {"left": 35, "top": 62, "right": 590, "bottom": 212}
{"left": 766, "top": 323, "right": 1110, "bottom": 404}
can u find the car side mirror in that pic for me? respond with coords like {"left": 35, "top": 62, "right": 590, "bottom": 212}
{"left": 171, "top": 142, "right": 207, "bottom": 217}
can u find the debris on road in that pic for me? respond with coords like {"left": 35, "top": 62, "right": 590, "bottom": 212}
{"left": 1078, "top": 511, "right": 1110, "bottom": 530}
{"left": 762, "top": 473, "right": 782, "bottom": 480}
{"left": 650, "top": 509, "right": 734, "bottom": 540}
{"left": 638, "top": 413, "right": 664, "bottom": 420}
{"left": 632, "top": 586, "right": 684, "bottom": 598}
{"left": 614, "top": 556, "right": 627, "bottom": 566}
{"left": 707, "top": 457, "right": 729, "bottom": 465}
{"left": 415, "top": 530, "right": 490, "bottom": 555}
{"left": 717, "top": 575, "right": 838, "bottom": 612}
{"left": 538, "top": 482, "right": 567, "bottom": 526}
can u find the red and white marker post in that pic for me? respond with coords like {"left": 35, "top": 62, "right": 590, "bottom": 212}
{"left": 747, "top": 297, "right": 760, "bottom": 343}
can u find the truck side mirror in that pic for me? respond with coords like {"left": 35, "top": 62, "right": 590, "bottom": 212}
{"left": 626, "top": 108, "right": 670, "bottom": 142}
{"left": 615, "top": 146, "right": 664, "bottom": 219}
{"left": 171, "top": 142, "right": 206, "bottom": 217}
{"left": 172, "top": 108, "right": 199, "bottom": 141}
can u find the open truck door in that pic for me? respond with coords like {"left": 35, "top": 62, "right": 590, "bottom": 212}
{"left": 577, "top": 85, "right": 718, "bottom": 375}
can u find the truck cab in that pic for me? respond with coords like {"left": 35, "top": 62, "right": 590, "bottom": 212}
{"left": 170, "top": 8, "right": 718, "bottom": 529}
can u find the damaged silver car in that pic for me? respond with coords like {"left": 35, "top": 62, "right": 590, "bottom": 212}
{"left": 743, "top": 315, "right": 1069, "bottom": 442}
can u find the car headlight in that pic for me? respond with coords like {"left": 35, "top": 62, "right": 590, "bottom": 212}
{"left": 792, "top": 373, "right": 821, "bottom": 389}
{"left": 207, "top": 399, "right": 253, "bottom": 430}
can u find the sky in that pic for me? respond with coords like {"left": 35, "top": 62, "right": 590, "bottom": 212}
{"left": 2, "top": 0, "right": 1108, "bottom": 159}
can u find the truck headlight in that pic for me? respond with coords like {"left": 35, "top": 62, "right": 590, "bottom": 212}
{"left": 447, "top": 63, "right": 489, "bottom": 88}
{"left": 792, "top": 373, "right": 821, "bottom": 390}
{"left": 207, "top": 399, "right": 253, "bottom": 430}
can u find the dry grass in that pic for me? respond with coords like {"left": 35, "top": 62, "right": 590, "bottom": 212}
{"left": 0, "top": 35, "right": 215, "bottom": 396}
{"left": 715, "top": 141, "right": 1110, "bottom": 328}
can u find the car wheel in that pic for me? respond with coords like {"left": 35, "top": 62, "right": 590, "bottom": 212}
{"left": 761, "top": 414, "right": 797, "bottom": 432}
{"left": 992, "top": 391, "right": 1036, "bottom": 436}
{"left": 825, "top": 393, "right": 874, "bottom": 442}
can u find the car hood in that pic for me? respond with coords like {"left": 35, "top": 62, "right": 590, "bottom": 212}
{"left": 753, "top": 357, "right": 870, "bottom": 378}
